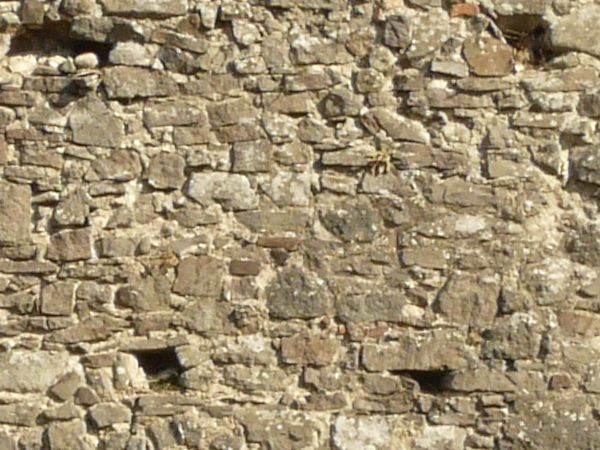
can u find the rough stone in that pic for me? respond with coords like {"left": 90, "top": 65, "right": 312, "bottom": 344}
{"left": 320, "top": 198, "right": 381, "bottom": 243}
{"left": 550, "top": 5, "right": 600, "bottom": 58}
{"left": 463, "top": 37, "right": 513, "bottom": 77}
{"left": 281, "top": 335, "right": 340, "bottom": 366}
{"left": 435, "top": 272, "right": 501, "bottom": 328}
{"left": 333, "top": 415, "right": 391, "bottom": 450}
{"left": 266, "top": 267, "right": 334, "bottom": 319}
{"left": 0, "top": 182, "right": 30, "bottom": 245}
{"left": 143, "top": 101, "right": 206, "bottom": 128}
{"left": 69, "top": 96, "right": 123, "bottom": 148}
{"left": 40, "top": 281, "right": 76, "bottom": 316}
{"left": 173, "top": 256, "right": 223, "bottom": 297}
{"left": 103, "top": 67, "right": 178, "bottom": 99}
{"left": 0, "top": 351, "right": 73, "bottom": 393}
{"left": 47, "top": 229, "right": 92, "bottom": 262}
{"left": 100, "top": 0, "right": 187, "bottom": 18}
{"left": 147, "top": 152, "right": 185, "bottom": 189}
{"left": 362, "top": 331, "right": 472, "bottom": 371}
{"left": 187, "top": 173, "right": 258, "bottom": 211}
{"left": 88, "top": 402, "right": 132, "bottom": 428}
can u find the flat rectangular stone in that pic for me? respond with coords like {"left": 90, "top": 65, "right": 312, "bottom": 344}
{"left": 100, "top": 0, "right": 187, "bottom": 18}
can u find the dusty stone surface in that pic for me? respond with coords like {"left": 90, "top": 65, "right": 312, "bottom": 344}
{"left": 0, "top": 0, "right": 599, "bottom": 448}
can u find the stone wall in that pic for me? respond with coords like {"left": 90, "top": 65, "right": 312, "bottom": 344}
{"left": 0, "top": 0, "right": 600, "bottom": 448}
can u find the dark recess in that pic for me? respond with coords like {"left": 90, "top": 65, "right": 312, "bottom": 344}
{"left": 130, "top": 347, "right": 183, "bottom": 390}
{"left": 8, "top": 19, "right": 112, "bottom": 64}
{"left": 398, "top": 369, "right": 452, "bottom": 393}
{"left": 495, "top": 14, "right": 554, "bottom": 65}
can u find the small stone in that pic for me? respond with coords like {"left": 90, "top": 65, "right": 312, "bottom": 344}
{"left": 187, "top": 173, "right": 259, "bottom": 211}
{"left": 320, "top": 198, "right": 380, "bottom": 243}
{"left": 354, "top": 69, "right": 384, "bottom": 93}
{"left": 74, "top": 386, "right": 100, "bottom": 406}
{"left": 232, "top": 140, "right": 271, "bottom": 172}
{"left": 47, "top": 419, "right": 92, "bottom": 450}
{"left": 0, "top": 182, "right": 31, "bottom": 245}
{"left": 384, "top": 15, "right": 411, "bottom": 49}
{"left": 281, "top": 335, "right": 340, "bottom": 366}
{"left": 333, "top": 415, "right": 391, "bottom": 450}
{"left": 229, "top": 259, "right": 261, "bottom": 276}
{"left": 214, "top": 123, "right": 262, "bottom": 143}
{"left": 54, "top": 188, "right": 89, "bottom": 227}
{"left": 40, "top": 281, "right": 76, "bottom": 316}
{"left": 143, "top": 101, "right": 206, "bottom": 128}
{"left": 147, "top": 152, "right": 185, "bottom": 190}
{"left": 109, "top": 42, "right": 154, "bottom": 67}
{"left": 69, "top": 96, "right": 123, "bottom": 148}
{"left": 265, "top": 172, "right": 311, "bottom": 207}
{"left": 435, "top": 272, "right": 500, "bottom": 327}
{"left": 322, "top": 89, "right": 362, "bottom": 118}
{"left": 88, "top": 402, "right": 132, "bottom": 428}
{"left": 173, "top": 256, "right": 223, "bottom": 297}
{"left": 96, "top": 236, "right": 136, "bottom": 257}
{"left": 103, "top": 67, "right": 178, "bottom": 99}
{"left": 266, "top": 267, "right": 334, "bottom": 319}
{"left": 49, "top": 372, "right": 82, "bottom": 401}
{"left": 100, "top": 0, "right": 187, "bottom": 18}
{"left": 47, "top": 229, "right": 92, "bottom": 262}
{"left": 74, "top": 52, "right": 99, "bottom": 69}
{"left": 430, "top": 60, "right": 469, "bottom": 78}
{"left": 463, "top": 37, "right": 513, "bottom": 77}
{"left": 21, "top": 0, "right": 45, "bottom": 25}
{"left": 88, "top": 149, "right": 142, "bottom": 182}
{"left": 207, "top": 98, "right": 255, "bottom": 127}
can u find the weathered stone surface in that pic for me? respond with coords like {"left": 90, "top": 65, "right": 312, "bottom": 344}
{"left": 362, "top": 331, "right": 473, "bottom": 371}
{"left": 47, "top": 419, "right": 93, "bottom": 450}
{"left": 40, "top": 281, "right": 76, "bottom": 316}
{"left": 173, "top": 256, "right": 223, "bottom": 297}
{"left": 320, "top": 198, "right": 381, "bottom": 243}
{"left": 147, "top": 152, "right": 185, "bottom": 189}
{"left": 550, "top": 5, "right": 600, "bottom": 58}
{"left": 435, "top": 272, "right": 500, "bottom": 327}
{"left": 265, "top": 172, "right": 311, "bottom": 207}
{"left": 88, "top": 149, "right": 142, "bottom": 182}
{"left": 333, "top": 415, "right": 391, "bottom": 450}
{"left": 281, "top": 335, "right": 340, "bottom": 366}
{"left": 88, "top": 402, "right": 131, "bottom": 428}
{"left": 0, "top": 182, "right": 30, "bottom": 245}
{"left": 47, "top": 229, "right": 92, "bottom": 262}
{"left": 463, "top": 37, "right": 513, "bottom": 77}
{"left": 54, "top": 189, "right": 89, "bottom": 226}
{"left": 100, "top": 0, "right": 187, "bottom": 18}
{"left": 232, "top": 140, "right": 271, "bottom": 172}
{"left": 0, "top": 402, "right": 42, "bottom": 426}
{"left": 69, "top": 96, "right": 123, "bottom": 148}
{"left": 1, "top": 0, "right": 600, "bottom": 445}
{"left": 266, "top": 267, "right": 334, "bottom": 319}
{"left": 0, "top": 351, "right": 73, "bottom": 393}
{"left": 103, "top": 67, "right": 178, "bottom": 99}
{"left": 383, "top": 15, "right": 411, "bottom": 49}
{"left": 207, "top": 99, "right": 255, "bottom": 127}
{"left": 187, "top": 173, "right": 258, "bottom": 211}
{"left": 49, "top": 372, "right": 82, "bottom": 401}
{"left": 143, "top": 102, "right": 206, "bottom": 128}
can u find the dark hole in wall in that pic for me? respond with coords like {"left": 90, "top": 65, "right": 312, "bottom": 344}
{"left": 130, "top": 347, "right": 183, "bottom": 390}
{"left": 398, "top": 369, "right": 452, "bottom": 393}
{"left": 495, "top": 14, "right": 554, "bottom": 66}
{"left": 8, "top": 19, "right": 112, "bottom": 64}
